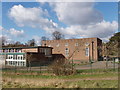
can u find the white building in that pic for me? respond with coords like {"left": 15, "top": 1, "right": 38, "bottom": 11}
{"left": 0, "top": 46, "right": 53, "bottom": 67}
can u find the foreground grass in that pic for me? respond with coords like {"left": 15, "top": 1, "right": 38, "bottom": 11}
{"left": 2, "top": 68, "right": 118, "bottom": 88}
{"left": 3, "top": 79, "right": 118, "bottom": 88}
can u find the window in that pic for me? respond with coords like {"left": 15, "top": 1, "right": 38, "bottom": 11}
{"left": 13, "top": 61, "right": 15, "bottom": 65}
{"left": 18, "top": 62, "right": 19, "bottom": 66}
{"left": 5, "top": 50, "right": 8, "bottom": 53}
{"left": 16, "top": 62, "right": 18, "bottom": 66}
{"left": 9, "top": 56, "right": 10, "bottom": 59}
{"left": 15, "top": 49, "right": 18, "bottom": 52}
{"left": 23, "top": 55, "right": 25, "bottom": 60}
{"left": 10, "top": 49, "right": 14, "bottom": 52}
{"left": 10, "top": 61, "right": 12, "bottom": 65}
{"left": 15, "top": 55, "right": 17, "bottom": 59}
{"left": 11, "top": 61, "right": 13, "bottom": 65}
{"left": 21, "top": 56, "right": 23, "bottom": 60}
{"left": 85, "top": 42, "right": 89, "bottom": 46}
{"left": 19, "top": 50, "right": 22, "bottom": 52}
{"left": 65, "top": 43, "right": 68, "bottom": 46}
{"left": 16, "top": 49, "right": 21, "bottom": 52}
{"left": 65, "top": 48, "right": 69, "bottom": 57}
{"left": 56, "top": 44, "right": 59, "bottom": 47}
{"left": 18, "top": 56, "right": 20, "bottom": 60}
{"left": 41, "top": 49, "right": 44, "bottom": 53}
{"left": 21, "top": 62, "right": 23, "bottom": 66}
{"left": 9, "top": 61, "right": 10, "bottom": 65}
{"left": 13, "top": 55, "right": 15, "bottom": 59}
{"left": 85, "top": 48, "right": 89, "bottom": 56}
{"left": 75, "top": 43, "right": 79, "bottom": 46}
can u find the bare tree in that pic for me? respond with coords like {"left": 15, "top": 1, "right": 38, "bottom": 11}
{"left": 41, "top": 36, "right": 49, "bottom": 41}
{"left": 27, "top": 39, "right": 36, "bottom": 46}
{"left": 52, "top": 31, "right": 64, "bottom": 40}
{"left": 15, "top": 41, "right": 21, "bottom": 45}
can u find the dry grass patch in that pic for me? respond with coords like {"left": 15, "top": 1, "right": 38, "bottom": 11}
{"left": 2, "top": 77, "right": 65, "bottom": 88}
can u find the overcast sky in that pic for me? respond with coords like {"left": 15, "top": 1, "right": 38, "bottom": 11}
{"left": 0, "top": 1, "right": 118, "bottom": 45}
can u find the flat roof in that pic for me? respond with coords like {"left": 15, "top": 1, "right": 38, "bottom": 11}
{"left": 0, "top": 46, "right": 53, "bottom": 49}
{"left": 42, "top": 37, "right": 102, "bottom": 42}
{"left": 0, "top": 53, "right": 25, "bottom": 55}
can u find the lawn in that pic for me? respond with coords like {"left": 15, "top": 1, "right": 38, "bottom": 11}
{"left": 2, "top": 68, "right": 118, "bottom": 88}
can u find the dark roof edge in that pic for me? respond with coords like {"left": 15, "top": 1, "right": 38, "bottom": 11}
{"left": 1, "top": 46, "right": 53, "bottom": 49}
{"left": 42, "top": 37, "right": 102, "bottom": 42}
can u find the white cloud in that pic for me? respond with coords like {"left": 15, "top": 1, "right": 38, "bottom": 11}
{"left": 0, "top": 35, "right": 13, "bottom": 45}
{"left": 0, "top": 26, "right": 3, "bottom": 31}
{"left": 0, "top": 26, "right": 25, "bottom": 38}
{"left": 9, "top": 28, "right": 25, "bottom": 37}
{"left": 50, "top": 2, "right": 103, "bottom": 25}
{"left": 48, "top": 2, "right": 117, "bottom": 42}
{"left": 36, "top": 0, "right": 95, "bottom": 2}
{"left": 0, "top": 26, "right": 5, "bottom": 32}
{"left": 0, "top": 26, "right": 3, "bottom": 36}
{"left": 8, "top": 3, "right": 118, "bottom": 42}
{"left": 59, "top": 20, "right": 118, "bottom": 41}
{"left": 9, "top": 4, "right": 57, "bottom": 30}
{"left": 0, "top": 26, "right": 26, "bottom": 44}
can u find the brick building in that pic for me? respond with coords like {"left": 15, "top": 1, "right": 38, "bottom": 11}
{"left": 42, "top": 38, "right": 102, "bottom": 63}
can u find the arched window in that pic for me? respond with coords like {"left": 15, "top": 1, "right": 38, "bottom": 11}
{"left": 85, "top": 48, "right": 89, "bottom": 56}
{"left": 65, "top": 48, "right": 69, "bottom": 57}
{"left": 56, "top": 44, "right": 60, "bottom": 47}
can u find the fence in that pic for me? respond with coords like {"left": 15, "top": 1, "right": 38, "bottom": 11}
{"left": 2, "top": 57, "right": 119, "bottom": 75}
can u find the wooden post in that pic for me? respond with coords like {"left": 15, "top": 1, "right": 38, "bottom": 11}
{"left": 15, "top": 61, "right": 17, "bottom": 73}
{"left": 90, "top": 62, "right": 92, "bottom": 74}
{"left": 39, "top": 61, "right": 41, "bottom": 74}
{"left": 113, "top": 58, "right": 115, "bottom": 71}
{"left": 106, "top": 57, "right": 108, "bottom": 69}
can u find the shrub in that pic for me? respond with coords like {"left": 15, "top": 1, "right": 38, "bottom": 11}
{"left": 48, "top": 58, "right": 76, "bottom": 76}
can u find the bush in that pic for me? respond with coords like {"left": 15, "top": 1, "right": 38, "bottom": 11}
{"left": 48, "top": 59, "right": 76, "bottom": 76}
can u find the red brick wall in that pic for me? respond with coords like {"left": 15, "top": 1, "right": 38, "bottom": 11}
{"left": 42, "top": 38, "right": 102, "bottom": 63}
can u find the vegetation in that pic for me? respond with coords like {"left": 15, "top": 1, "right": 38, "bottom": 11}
{"left": 27, "top": 39, "right": 36, "bottom": 46}
{"left": 2, "top": 68, "right": 118, "bottom": 88}
{"left": 52, "top": 31, "right": 64, "bottom": 40}
{"left": 105, "top": 32, "right": 120, "bottom": 57}
{"left": 1, "top": 31, "right": 65, "bottom": 47}
{"left": 48, "top": 58, "right": 76, "bottom": 76}
{"left": 41, "top": 36, "right": 49, "bottom": 41}
{"left": 3, "top": 79, "right": 118, "bottom": 88}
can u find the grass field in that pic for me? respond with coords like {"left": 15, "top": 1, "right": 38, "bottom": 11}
{"left": 2, "top": 68, "right": 118, "bottom": 88}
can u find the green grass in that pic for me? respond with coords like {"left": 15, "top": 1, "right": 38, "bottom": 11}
{"left": 76, "top": 68, "right": 118, "bottom": 73}
{"left": 2, "top": 68, "right": 118, "bottom": 88}
{"left": 2, "top": 68, "right": 118, "bottom": 73}
{"left": 3, "top": 72, "right": 117, "bottom": 79}
{"left": 2, "top": 68, "right": 118, "bottom": 79}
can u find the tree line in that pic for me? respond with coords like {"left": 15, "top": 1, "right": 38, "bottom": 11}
{"left": 1, "top": 31, "right": 64, "bottom": 47}
{"left": 103, "top": 32, "right": 120, "bottom": 57}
